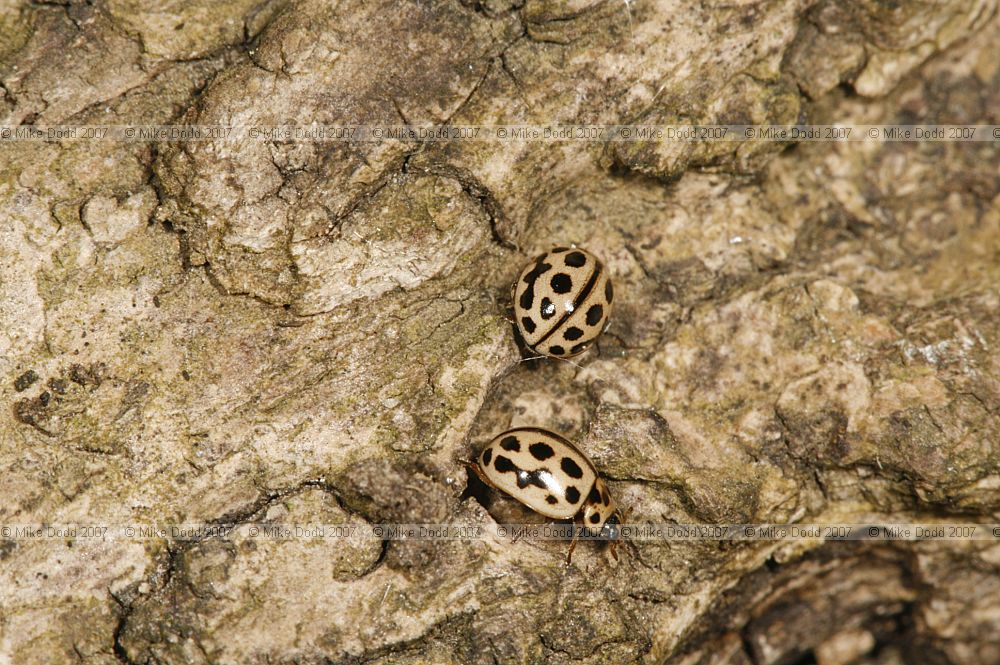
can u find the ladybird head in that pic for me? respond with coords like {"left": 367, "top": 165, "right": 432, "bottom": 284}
{"left": 578, "top": 480, "right": 616, "bottom": 541}
{"left": 599, "top": 511, "right": 622, "bottom": 541}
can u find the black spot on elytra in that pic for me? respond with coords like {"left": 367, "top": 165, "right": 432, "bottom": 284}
{"left": 602, "top": 491, "right": 610, "bottom": 505}
{"left": 549, "top": 345, "right": 565, "bottom": 356}
{"left": 482, "top": 448, "right": 492, "bottom": 465}
{"left": 565, "top": 486, "right": 581, "bottom": 504}
{"left": 605, "top": 279, "right": 613, "bottom": 303}
{"left": 494, "top": 455, "right": 517, "bottom": 473}
{"left": 560, "top": 457, "right": 584, "bottom": 479}
{"left": 587, "top": 486, "right": 601, "bottom": 504}
{"left": 590, "top": 513, "right": 601, "bottom": 524}
{"left": 500, "top": 436, "right": 520, "bottom": 452}
{"left": 517, "top": 468, "right": 551, "bottom": 490}
{"left": 586, "top": 304, "right": 604, "bottom": 326}
{"left": 570, "top": 342, "right": 588, "bottom": 355}
{"left": 546, "top": 494, "right": 558, "bottom": 504}
{"left": 518, "top": 290, "right": 531, "bottom": 311}
{"left": 521, "top": 317, "right": 536, "bottom": 334}
{"left": 551, "top": 273, "right": 573, "bottom": 294}
{"left": 519, "top": 259, "right": 552, "bottom": 310}
{"left": 540, "top": 297, "right": 556, "bottom": 320}
{"left": 552, "top": 247, "right": 569, "bottom": 253}
{"left": 565, "top": 251, "right": 587, "bottom": 267}
{"left": 563, "top": 326, "right": 583, "bottom": 341}
{"left": 529, "top": 442, "right": 555, "bottom": 460}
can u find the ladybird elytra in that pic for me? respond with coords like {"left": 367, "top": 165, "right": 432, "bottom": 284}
{"left": 511, "top": 247, "right": 613, "bottom": 358}
{"left": 470, "top": 427, "right": 624, "bottom": 561}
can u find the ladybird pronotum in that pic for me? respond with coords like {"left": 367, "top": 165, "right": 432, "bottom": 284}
{"left": 470, "top": 427, "right": 624, "bottom": 562}
{"left": 511, "top": 247, "right": 613, "bottom": 358}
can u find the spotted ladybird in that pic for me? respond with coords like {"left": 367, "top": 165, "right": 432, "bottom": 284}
{"left": 511, "top": 247, "right": 613, "bottom": 358}
{"left": 469, "top": 427, "right": 625, "bottom": 562}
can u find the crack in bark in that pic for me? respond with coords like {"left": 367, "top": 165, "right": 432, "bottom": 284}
{"left": 111, "top": 477, "right": 389, "bottom": 661}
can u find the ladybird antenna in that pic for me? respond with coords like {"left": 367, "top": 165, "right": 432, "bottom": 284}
{"left": 514, "top": 354, "right": 586, "bottom": 371}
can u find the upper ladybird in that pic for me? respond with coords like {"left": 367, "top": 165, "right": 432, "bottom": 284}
{"left": 511, "top": 247, "right": 614, "bottom": 358}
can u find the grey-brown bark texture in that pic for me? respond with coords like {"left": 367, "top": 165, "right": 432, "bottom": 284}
{"left": 2, "top": 0, "right": 1000, "bottom": 663}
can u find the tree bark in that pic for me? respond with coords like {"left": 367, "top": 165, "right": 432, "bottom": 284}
{"left": 1, "top": 0, "right": 999, "bottom": 663}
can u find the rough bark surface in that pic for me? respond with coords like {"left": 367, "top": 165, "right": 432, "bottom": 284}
{"left": 1, "top": 0, "right": 999, "bottom": 663}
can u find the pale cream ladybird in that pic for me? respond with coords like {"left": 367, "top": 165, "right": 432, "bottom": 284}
{"left": 470, "top": 427, "right": 625, "bottom": 562}
{"left": 511, "top": 247, "right": 614, "bottom": 358}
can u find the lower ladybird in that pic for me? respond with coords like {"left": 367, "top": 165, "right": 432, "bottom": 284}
{"left": 468, "top": 427, "right": 626, "bottom": 563}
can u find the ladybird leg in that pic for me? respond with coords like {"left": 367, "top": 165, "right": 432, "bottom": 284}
{"left": 565, "top": 521, "right": 580, "bottom": 565}
{"left": 607, "top": 521, "right": 624, "bottom": 563}
{"left": 608, "top": 508, "right": 632, "bottom": 563}
{"left": 504, "top": 282, "right": 520, "bottom": 325}
{"left": 623, "top": 507, "right": 636, "bottom": 552}
{"left": 465, "top": 461, "right": 502, "bottom": 492}
{"left": 624, "top": 513, "right": 642, "bottom": 561}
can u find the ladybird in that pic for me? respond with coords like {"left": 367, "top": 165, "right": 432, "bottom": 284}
{"left": 469, "top": 427, "right": 625, "bottom": 562}
{"left": 511, "top": 247, "right": 613, "bottom": 358}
